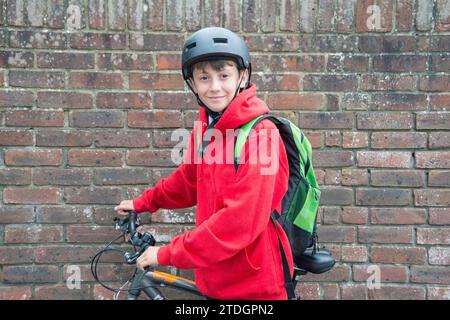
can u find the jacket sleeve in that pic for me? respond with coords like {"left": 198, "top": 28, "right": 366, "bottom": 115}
{"left": 157, "top": 126, "right": 288, "bottom": 268}
{"left": 133, "top": 129, "right": 198, "bottom": 213}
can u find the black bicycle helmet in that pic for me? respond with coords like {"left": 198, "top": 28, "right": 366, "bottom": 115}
{"left": 181, "top": 27, "right": 252, "bottom": 86}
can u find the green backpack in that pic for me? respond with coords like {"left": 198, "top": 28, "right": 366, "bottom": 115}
{"left": 234, "top": 114, "right": 321, "bottom": 299}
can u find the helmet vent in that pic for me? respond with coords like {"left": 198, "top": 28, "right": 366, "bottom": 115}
{"left": 186, "top": 42, "right": 196, "bottom": 50}
{"left": 213, "top": 38, "right": 228, "bottom": 44}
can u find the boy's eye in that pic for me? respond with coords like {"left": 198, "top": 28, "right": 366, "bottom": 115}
{"left": 221, "top": 74, "right": 229, "bottom": 79}
{"left": 199, "top": 75, "right": 208, "bottom": 81}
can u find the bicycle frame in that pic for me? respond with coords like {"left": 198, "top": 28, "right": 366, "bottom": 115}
{"left": 126, "top": 268, "right": 205, "bottom": 300}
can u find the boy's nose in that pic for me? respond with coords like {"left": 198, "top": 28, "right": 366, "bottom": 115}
{"left": 210, "top": 78, "right": 221, "bottom": 91}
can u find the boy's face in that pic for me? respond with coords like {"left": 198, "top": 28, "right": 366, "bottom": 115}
{"left": 189, "top": 62, "right": 248, "bottom": 113}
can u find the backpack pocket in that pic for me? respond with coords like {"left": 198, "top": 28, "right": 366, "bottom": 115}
{"left": 292, "top": 180, "right": 320, "bottom": 235}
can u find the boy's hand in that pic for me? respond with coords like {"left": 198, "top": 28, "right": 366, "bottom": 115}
{"left": 136, "top": 246, "right": 160, "bottom": 270}
{"left": 114, "top": 200, "right": 135, "bottom": 215}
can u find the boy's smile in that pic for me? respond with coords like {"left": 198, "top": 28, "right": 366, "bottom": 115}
{"left": 190, "top": 62, "right": 248, "bottom": 113}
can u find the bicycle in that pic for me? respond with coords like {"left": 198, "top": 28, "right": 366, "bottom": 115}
{"left": 91, "top": 210, "right": 335, "bottom": 300}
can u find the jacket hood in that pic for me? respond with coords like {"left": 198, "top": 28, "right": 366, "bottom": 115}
{"left": 198, "top": 83, "right": 269, "bottom": 132}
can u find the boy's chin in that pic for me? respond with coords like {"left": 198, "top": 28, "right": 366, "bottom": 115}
{"left": 205, "top": 104, "right": 227, "bottom": 113}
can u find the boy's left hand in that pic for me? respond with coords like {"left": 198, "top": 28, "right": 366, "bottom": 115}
{"left": 136, "top": 246, "right": 160, "bottom": 270}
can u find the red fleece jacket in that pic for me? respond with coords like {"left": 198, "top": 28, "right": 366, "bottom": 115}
{"left": 133, "top": 83, "right": 293, "bottom": 299}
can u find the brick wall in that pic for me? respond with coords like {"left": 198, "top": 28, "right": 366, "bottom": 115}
{"left": 0, "top": 0, "right": 449, "bottom": 300}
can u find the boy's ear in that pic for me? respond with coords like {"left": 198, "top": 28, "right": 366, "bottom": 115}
{"left": 239, "top": 69, "right": 249, "bottom": 88}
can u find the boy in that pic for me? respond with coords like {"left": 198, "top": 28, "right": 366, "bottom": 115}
{"left": 115, "top": 27, "right": 293, "bottom": 300}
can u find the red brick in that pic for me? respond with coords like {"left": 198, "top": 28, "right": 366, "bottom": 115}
{"left": 0, "top": 130, "right": 33, "bottom": 146}
{"left": 146, "top": 0, "right": 164, "bottom": 30}
{"left": 37, "top": 52, "right": 95, "bottom": 69}
{"left": 70, "top": 110, "right": 124, "bottom": 128}
{"left": 156, "top": 54, "right": 181, "bottom": 70}
{"left": 0, "top": 51, "right": 34, "bottom": 68}
{"left": 9, "top": 31, "right": 67, "bottom": 49}
{"left": 356, "top": 188, "right": 411, "bottom": 206}
{"left": 342, "top": 207, "right": 368, "bottom": 224}
{"left": 416, "top": 151, "right": 450, "bottom": 168}
{"left": 129, "top": 73, "right": 184, "bottom": 90}
{"left": 245, "top": 35, "right": 300, "bottom": 52}
{"left": 357, "top": 112, "right": 413, "bottom": 130}
{"left": 279, "top": 0, "right": 298, "bottom": 31}
{"left": 416, "top": 112, "right": 450, "bottom": 130}
{"left": 35, "top": 284, "right": 90, "bottom": 300}
{"left": 371, "top": 170, "right": 425, "bottom": 187}
{"left": 3, "top": 187, "right": 60, "bottom": 204}
{"left": 34, "top": 168, "right": 92, "bottom": 186}
{"left": 69, "top": 72, "right": 124, "bottom": 89}
{"left": 0, "top": 286, "right": 31, "bottom": 300}
{"left": 361, "top": 74, "right": 416, "bottom": 91}
{"left": 88, "top": 0, "right": 105, "bottom": 29}
{"left": 97, "top": 92, "right": 151, "bottom": 109}
{"left": 67, "top": 225, "right": 121, "bottom": 243}
{"left": 295, "top": 283, "right": 320, "bottom": 300}
{"left": 37, "top": 91, "right": 93, "bottom": 109}
{"left": 70, "top": 33, "right": 126, "bottom": 49}
{"left": 301, "top": 265, "right": 351, "bottom": 282}
{"left": 318, "top": 0, "right": 336, "bottom": 31}
{"left": 436, "top": 0, "right": 450, "bottom": 31}
{"left": 7, "top": 0, "right": 25, "bottom": 26}
{"left": 130, "top": 33, "right": 183, "bottom": 51}
{"left": 94, "top": 131, "right": 150, "bottom": 148}
{"left": 372, "top": 94, "right": 427, "bottom": 111}
{"left": 128, "top": 0, "right": 144, "bottom": 30}
{"left": 340, "top": 284, "right": 367, "bottom": 300}
{"left": 342, "top": 132, "right": 368, "bottom": 149}
{"left": 34, "top": 245, "right": 102, "bottom": 263}
{"left": 429, "top": 247, "right": 450, "bottom": 265}
{"left": 0, "top": 168, "right": 32, "bottom": 185}
{"left": 36, "top": 130, "right": 92, "bottom": 147}
{"left": 420, "top": 75, "right": 450, "bottom": 91}
{"left": 268, "top": 93, "right": 325, "bottom": 111}
{"left": 417, "top": 228, "right": 450, "bottom": 244}
{"left": 341, "top": 245, "right": 368, "bottom": 262}
{"left": 349, "top": 169, "right": 376, "bottom": 190}
{"left": 126, "top": 150, "right": 177, "bottom": 167}
{"left": 9, "top": 70, "right": 65, "bottom": 88}
{"left": 94, "top": 168, "right": 153, "bottom": 185}
{"left": 5, "top": 225, "right": 63, "bottom": 243}
{"left": 357, "top": 151, "right": 412, "bottom": 168}
{"left": 128, "top": 111, "right": 182, "bottom": 128}
{"left": 429, "top": 208, "right": 450, "bottom": 225}
{"left": 0, "top": 207, "right": 34, "bottom": 224}
{"left": 431, "top": 54, "right": 450, "bottom": 71}
{"left": 155, "top": 93, "right": 196, "bottom": 112}
{"left": 358, "top": 226, "right": 413, "bottom": 244}
{"left": 411, "top": 266, "right": 450, "bottom": 284}
{"left": 0, "top": 90, "right": 34, "bottom": 107}
{"left": 373, "top": 55, "right": 427, "bottom": 72}
{"left": 371, "top": 246, "right": 427, "bottom": 264}
{"left": 36, "top": 206, "right": 93, "bottom": 224}
{"left": 429, "top": 170, "right": 450, "bottom": 186}
{"left": 371, "top": 208, "right": 427, "bottom": 224}
{"left": 372, "top": 132, "right": 427, "bottom": 149}
{"left": 396, "top": 0, "right": 414, "bottom": 31}
{"left": 313, "top": 151, "right": 354, "bottom": 167}
{"left": 430, "top": 94, "right": 450, "bottom": 110}
{"left": 5, "top": 149, "right": 63, "bottom": 166}
{"left": 68, "top": 149, "right": 123, "bottom": 167}
{"left": 415, "top": 189, "right": 450, "bottom": 206}
{"left": 300, "top": 112, "right": 353, "bottom": 129}
{"left": 47, "top": 0, "right": 66, "bottom": 29}
{"left": 336, "top": 0, "right": 355, "bottom": 32}
{"left": 98, "top": 53, "right": 153, "bottom": 70}
{"left": 303, "top": 75, "right": 358, "bottom": 92}
{"left": 428, "top": 286, "right": 450, "bottom": 300}
{"left": 6, "top": 110, "right": 64, "bottom": 127}
{"left": 359, "top": 35, "right": 416, "bottom": 53}
{"left": 430, "top": 132, "right": 450, "bottom": 149}
{"left": 64, "top": 187, "right": 124, "bottom": 204}
{"left": 253, "top": 74, "right": 300, "bottom": 91}
{"left": 328, "top": 55, "right": 369, "bottom": 73}
{"left": 271, "top": 55, "right": 326, "bottom": 72}
{"left": 368, "top": 286, "right": 425, "bottom": 300}
{"left": 3, "top": 266, "right": 59, "bottom": 284}
{"left": 314, "top": 226, "right": 355, "bottom": 243}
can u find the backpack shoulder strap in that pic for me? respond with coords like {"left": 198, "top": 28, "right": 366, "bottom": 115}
{"left": 234, "top": 114, "right": 279, "bottom": 171}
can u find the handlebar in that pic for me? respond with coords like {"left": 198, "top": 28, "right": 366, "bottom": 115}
{"left": 114, "top": 211, "right": 156, "bottom": 264}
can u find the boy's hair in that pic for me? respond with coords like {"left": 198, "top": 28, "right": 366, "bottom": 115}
{"left": 189, "top": 59, "right": 244, "bottom": 79}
